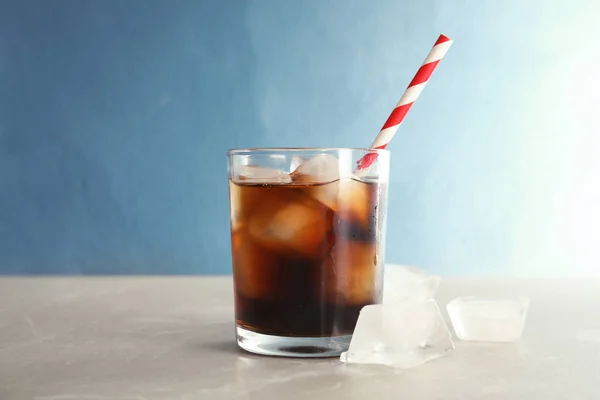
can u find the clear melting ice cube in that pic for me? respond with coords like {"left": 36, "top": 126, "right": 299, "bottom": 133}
{"left": 291, "top": 154, "right": 340, "bottom": 183}
{"left": 340, "top": 300, "right": 454, "bottom": 369}
{"left": 383, "top": 264, "right": 441, "bottom": 303}
{"left": 447, "top": 297, "right": 530, "bottom": 342}
{"left": 289, "top": 155, "right": 307, "bottom": 172}
{"left": 235, "top": 165, "right": 291, "bottom": 183}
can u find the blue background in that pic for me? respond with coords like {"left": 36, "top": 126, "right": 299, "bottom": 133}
{"left": 1, "top": 0, "right": 599, "bottom": 276}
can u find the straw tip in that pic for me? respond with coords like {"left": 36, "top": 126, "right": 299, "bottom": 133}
{"left": 436, "top": 34, "right": 453, "bottom": 45}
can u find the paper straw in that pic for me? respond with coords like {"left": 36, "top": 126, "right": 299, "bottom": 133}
{"left": 357, "top": 34, "right": 453, "bottom": 170}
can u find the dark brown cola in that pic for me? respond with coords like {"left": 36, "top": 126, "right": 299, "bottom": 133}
{"left": 229, "top": 177, "right": 386, "bottom": 337}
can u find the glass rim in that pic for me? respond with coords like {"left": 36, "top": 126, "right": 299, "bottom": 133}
{"left": 227, "top": 147, "right": 390, "bottom": 156}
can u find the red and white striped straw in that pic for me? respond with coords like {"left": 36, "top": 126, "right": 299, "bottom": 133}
{"left": 357, "top": 34, "right": 453, "bottom": 170}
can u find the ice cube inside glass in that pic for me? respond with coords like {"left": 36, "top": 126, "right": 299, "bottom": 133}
{"left": 227, "top": 148, "right": 390, "bottom": 357}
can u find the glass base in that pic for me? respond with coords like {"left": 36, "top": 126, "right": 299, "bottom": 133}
{"left": 236, "top": 326, "right": 351, "bottom": 358}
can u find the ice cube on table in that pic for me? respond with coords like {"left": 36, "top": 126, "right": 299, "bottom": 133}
{"left": 383, "top": 264, "right": 441, "bottom": 303}
{"left": 447, "top": 297, "right": 530, "bottom": 342}
{"left": 235, "top": 165, "right": 291, "bottom": 183}
{"left": 291, "top": 154, "right": 340, "bottom": 183}
{"left": 341, "top": 300, "right": 454, "bottom": 369}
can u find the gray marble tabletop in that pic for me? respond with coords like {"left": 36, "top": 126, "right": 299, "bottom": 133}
{"left": 1, "top": 269, "right": 599, "bottom": 400}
